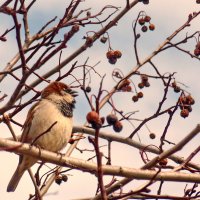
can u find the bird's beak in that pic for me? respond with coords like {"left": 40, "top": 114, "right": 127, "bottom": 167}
{"left": 70, "top": 90, "right": 78, "bottom": 97}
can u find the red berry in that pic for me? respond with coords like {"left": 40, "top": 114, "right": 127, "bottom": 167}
{"left": 86, "top": 111, "right": 102, "bottom": 128}
{"left": 106, "top": 50, "right": 115, "bottom": 59}
{"left": 113, "top": 121, "right": 123, "bottom": 132}
{"left": 114, "top": 50, "right": 122, "bottom": 58}
{"left": 194, "top": 48, "right": 200, "bottom": 56}
{"left": 138, "top": 18, "right": 145, "bottom": 25}
{"left": 144, "top": 81, "right": 150, "bottom": 87}
{"left": 132, "top": 95, "right": 138, "bottom": 102}
{"left": 149, "top": 24, "right": 155, "bottom": 31}
{"left": 144, "top": 15, "right": 151, "bottom": 22}
{"left": 180, "top": 109, "right": 189, "bottom": 118}
{"left": 55, "top": 175, "right": 62, "bottom": 185}
{"left": 106, "top": 114, "right": 118, "bottom": 125}
{"left": 137, "top": 91, "right": 143, "bottom": 98}
{"left": 138, "top": 82, "right": 144, "bottom": 89}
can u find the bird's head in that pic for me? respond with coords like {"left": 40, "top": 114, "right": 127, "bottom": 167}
{"left": 41, "top": 81, "right": 78, "bottom": 105}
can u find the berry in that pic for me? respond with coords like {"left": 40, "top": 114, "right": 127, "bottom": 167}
{"left": 144, "top": 81, "right": 150, "bottom": 87}
{"left": 141, "top": 74, "right": 148, "bottom": 82}
{"left": 85, "top": 86, "right": 91, "bottom": 93}
{"left": 186, "top": 95, "right": 195, "bottom": 105}
{"left": 55, "top": 175, "right": 62, "bottom": 185}
{"left": 86, "top": 111, "right": 102, "bottom": 129}
{"left": 141, "top": 25, "right": 148, "bottom": 32}
{"left": 171, "top": 81, "right": 176, "bottom": 88}
{"left": 197, "top": 0, "right": 200, "bottom": 4}
{"left": 180, "top": 109, "right": 189, "bottom": 118}
{"left": 138, "top": 82, "right": 144, "bottom": 89}
{"left": 108, "top": 57, "right": 117, "bottom": 65}
{"left": 113, "top": 121, "right": 123, "bottom": 132}
{"left": 144, "top": 15, "right": 151, "bottom": 22}
{"left": 72, "top": 24, "right": 79, "bottom": 32}
{"left": 194, "top": 48, "right": 200, "bottom": 56}
{"left": 100, "top": 36, "right": 107, "bottom": 43}
{"left": 149, "top": 24, "right": 155, "bottom": 31}
{"left": 62, "top": 175, "right": 68, "bottom": 182}
{"left": 114, "top": 50, "right": 122, "bottom": 58}
{"left": 138, "top": 18, "right": 145, "bottom": 25}
{"left": 132, "top": 95, "right": 138, "bottom": 102}
{"left": 106, "top": 114, "right": 118, "bottom": 125}
{"left": 149, "top": 133, "right": 156, "bottom": 139}
{"left": 159, "top": 158, "right": 168, "bottom": 166}
{"left": 174, "top": 86, "right": 181, "bottom": 93}
{"left": 137, "top": 92, "right": 143, "bottom": 98}
{"left": 196, "top": 42, "right": 200, "bottom": 49}
{"left": 86, "top": 36, "right": 93, "bottom": 47}
{"left": 106, "top": 50, "right": 115, "bottom": 59}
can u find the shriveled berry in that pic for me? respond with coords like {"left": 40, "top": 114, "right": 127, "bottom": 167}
{"left": 141, "top": 25, "right": 148, "bottom": 32}
{"left": 72, "top": 24, "right": 79, "bottom": 32}
{"left": 174, "top": 86, "right": 181, "bottom": 93}
{"left": 149, "top": 24, "right": 155, "bottom": 31}
{"left": 144, "top": 81, "right": 150, "bottom": 87}
{"left": 62, "top": 174, "right": 68, "bottom": 182}
{"left": 55, "top": 175, "right": 62, "bottom": 185}
{"left": 137, "top": 91, "right": 143, "bottom": 98}
{"left": 186, "top": 95, "right": 195, "bottom": 105}
{"left": 171, "top": 81, "right": 176, "bottom": 88}
{"left": 159, "top": 158, "right": 168, "bottom": 166}
{"left": 106, "top": 114, "right": 118, "bottom": 125}
{"left": 144, "top": 15, "right": 151, "bottom": 22}
{"left": 100, "top": 36, "right": 107, "bottom": 43}
{"left": 132, "top": 95, "right": 138, "bottom": 102}
{"left": 86, "top": 36, "right": 93, "bottom": 47}
{"left": 149, "top": 133, "right": 156, "bottom": 139}
{"left": 85, "top": 86, "right": 91, "bottom": 93}
{"left": 180, "top": 109, "right": 189, "bottom": 118}
{"left": 141, "top": 74, "right": 148, "bottom": 82}
{"left": 138, "top": 18, "right": 145, "bottom": 25}
{"left": 108, "top": 57, "right": 117, "bottom": 65}
{"left": 114, "top": 50, "right": 122, "bottom": 58}
{"left": 113, "top": 121, "right": 123, "bottom": 132}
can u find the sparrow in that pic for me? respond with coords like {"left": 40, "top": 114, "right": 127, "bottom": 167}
{"left": 7, "top": 81, "right": 77, "bottom": 192}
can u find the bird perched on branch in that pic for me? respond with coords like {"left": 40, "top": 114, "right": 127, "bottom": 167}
{"left": 7, "top": 81, "right": 78, "bottom": 192}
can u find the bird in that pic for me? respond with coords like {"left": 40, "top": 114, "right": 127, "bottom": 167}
{"left": 7, "top": 81, "right": 78, "bottom": 192}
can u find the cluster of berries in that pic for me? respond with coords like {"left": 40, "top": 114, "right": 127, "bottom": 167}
{"left": 119, "top": 79, "right": 132, "bottom": 92}
{"left": 106, "top": 50, "right": 122, "bottom": 64}
{"left": 55, "top": 174, "right": 68, "bottom": 185}
{"left": 138, "top": 74, "right": 150, "bottom": 88}
{"left": 106, "top": 114, "right": 123, "bottom": 132}
{"left": 171, "top": 81, "right": 181, "bottom": 93}
{"left": 194, "top": 42, "right": 200, "bottom": 57}
{"left": 138, "top": 15, "right": 155, "bottom": 32}
{"left": 86, "top": 111, "right": 123, "bottom": 132}
{"left": 132, "top": 92, "right": 143, "bottom": 102}
{"left": 179, "top": 94, "right": 195, "bottom": 118}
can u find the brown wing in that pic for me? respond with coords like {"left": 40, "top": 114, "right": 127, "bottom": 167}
{"left": 20, "top": 101, "right": 40, "bottom": 143}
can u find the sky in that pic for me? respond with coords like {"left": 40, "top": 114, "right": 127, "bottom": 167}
{"left": 0, "top": 0, "right": 200, "bottom": 199}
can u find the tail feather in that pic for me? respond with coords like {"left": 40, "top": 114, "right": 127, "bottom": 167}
{"left": 7, "top": 167, "right": 25, "bottom": 192}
